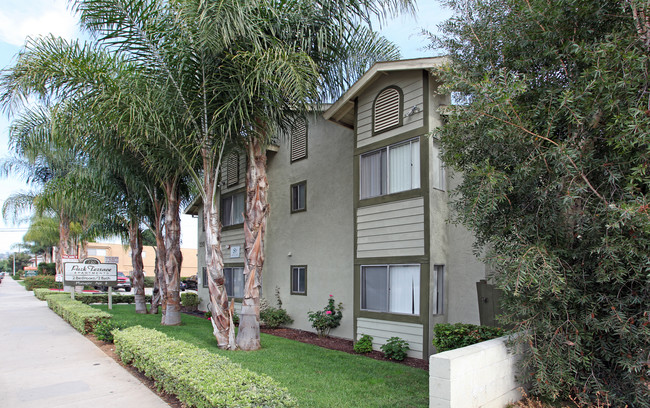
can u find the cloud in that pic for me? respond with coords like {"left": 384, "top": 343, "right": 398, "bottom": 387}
{"left": 0, "top": 0, "right": 78, "bottom": 46}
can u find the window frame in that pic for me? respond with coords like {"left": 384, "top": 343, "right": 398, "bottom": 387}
{"left": 360, "top": 264, "right": 421, "bottom": 316}
{"left": 290, "top": 265, "right": 307, "bottom": 296}
{"left": 372, "top": 86, "right": 403, "bottom": 135}
{"left": 290, "top": 181, "right": 307, "bottom": 213}
{"left": 223, "top": 265, "right": 245, "bottom": 299}
{"left": 359, "top": 137, "right": 420, "bottom": 200}
{"left": 221, "top": 191, "right": 245, "bottom": 228}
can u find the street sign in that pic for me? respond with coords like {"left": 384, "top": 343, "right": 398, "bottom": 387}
{"left": 63, "top": 263, "right": 117, "bottom": 287}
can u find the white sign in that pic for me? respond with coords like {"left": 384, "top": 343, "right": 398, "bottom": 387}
{"left": 104, "top": 256, "right": 119, "bottom": 263}
{"left": 63, "top": 262, "right": 117, "bottom": 286}
{"left": 230, "top": 246, "right": 241, "bottom": 258}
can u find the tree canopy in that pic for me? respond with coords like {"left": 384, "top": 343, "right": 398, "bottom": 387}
{"left": 435, "top": 0, "right": 650, "bottom": 405}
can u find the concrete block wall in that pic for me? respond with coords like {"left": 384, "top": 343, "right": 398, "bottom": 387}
{"left": 429, "top": 336, "right": 523, "bottom": 408}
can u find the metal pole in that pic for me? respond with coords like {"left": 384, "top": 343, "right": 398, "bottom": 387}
{"left": 108, "top": 286, "right": 113, "bottom": 310}
{"left": 13, "top": 253, "right": 15, "bottom": 276}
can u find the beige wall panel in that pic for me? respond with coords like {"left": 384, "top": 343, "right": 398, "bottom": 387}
{"left": 357, "top": 247, "right": 425, "bottom": 258}
{"left": 357, "top": 223, "right": 425, "bottom": 237}
{"left": 357, "top": 317, "right": 423, "bottom": 358}
{"left": 221, "top": 228, "right": 245, "bottom": 262}
{"left": 356, "top": 197, "right": 425, "bottom": 257}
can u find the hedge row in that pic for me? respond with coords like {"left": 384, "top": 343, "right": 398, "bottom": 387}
{"left": 33, "top": 289, "right": 151, "bottom": 304}
{"left": 432, "top": 323, "right": 506, "bottom": 352}
{"left": 24, "top": 275, "right": 60, "bottom": 290}
{"left": 114, "top": 326, "right": 297, "bottom": 408}
{"left": 46, "top": 294, "right": 112, "bottom": 334}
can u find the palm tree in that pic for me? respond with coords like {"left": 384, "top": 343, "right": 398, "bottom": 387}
{"left": 0, "top": 35, "right": 193, "bottom": 325}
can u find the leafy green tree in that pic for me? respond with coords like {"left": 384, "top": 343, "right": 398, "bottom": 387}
{"left": 435, "top": 0, "right": 650, "bottom": 405}
{"left": 22, "top": 214, "right": 59, "bottom": 262}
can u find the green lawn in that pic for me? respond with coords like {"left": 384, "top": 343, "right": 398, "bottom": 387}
{"left": 94, "top": 305, "right": 428, "bottom": 408}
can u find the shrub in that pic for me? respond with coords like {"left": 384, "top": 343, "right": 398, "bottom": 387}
{"left": 114, "top": 326, "right": 297, "bottom": 407}
{"left": 307, "top": 294, "right": 343, "bottom": 337}
{"left": 46, "top": 295, "right": 111, "bottom": 334}
{"left": 37, "top": 262, "right": 56, "bottom": 275}
{"left": 143, "top": 276, "right": 155, "bottom": 287}
{"left": 24, "top": 275, "right": 59, "bottom": 290}
{"left": 94, "top": 319, "right": 124, "bottom": 343}
{"left": 181, "top": 292, "right": 200, "bottom": 309}
{"left": 432, "top": 323, "right": 506, "bottom": 353}
{"left": 354, "top": 334, "right": 374, "bottom": 354}
{"left": 381, "top": 337, "right": 409, "bottom": 361}
{"left": 260, "top": 287, "right": 293, "bottom": 328}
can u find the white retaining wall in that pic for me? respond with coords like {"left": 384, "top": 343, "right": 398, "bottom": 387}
{"left": 429, "top": 336, "right": 523, "bottom": 408}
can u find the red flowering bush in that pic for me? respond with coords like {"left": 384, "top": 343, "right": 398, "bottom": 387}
{"left": 307, "top": 295, "right": 343, "bottom": 337}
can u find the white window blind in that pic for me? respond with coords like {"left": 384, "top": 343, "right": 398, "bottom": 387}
{"left": 360, "top": 138, "right": 420, "bottom": 199}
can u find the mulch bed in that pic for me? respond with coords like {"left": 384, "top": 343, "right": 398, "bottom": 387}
{"left": 260, "top": 327, "right": 429, "bottom": 370}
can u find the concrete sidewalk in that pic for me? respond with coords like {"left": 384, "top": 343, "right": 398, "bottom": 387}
{"left": 0, "top": 277, "right": 169, "bottom": 408}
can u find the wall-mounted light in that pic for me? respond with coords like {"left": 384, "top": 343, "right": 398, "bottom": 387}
{"left": 406, "top": 105, "right": 422, "bottom": 117}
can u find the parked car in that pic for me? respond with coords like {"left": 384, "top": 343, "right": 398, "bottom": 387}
{"left": 95, "top": 272, "right": 131, "bottom": 292}
{"left": 180, "top": 280, "right": 187, "bottom": 291}
{"left": 185, "top": 275, "right": 198, "bottom": 291}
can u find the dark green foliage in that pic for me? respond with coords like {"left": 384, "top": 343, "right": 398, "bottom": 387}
{"left": 380, "top": 337, "right": 409, "bottom": 361}
{"left": 432, "top": 323, "right": 505, "bottom": 352}
{"left": 24, "top": 275, "right": 59, "bottom": 290}
{"left": 435, "top": 0, "right": 650, "bottom": 405}
{"left": 94, "top": 319, "right": 124, "bottom": 343}
{"left": 37, "top": 262, "right": 56, "bottom": 275}
{"left": 260, "top": 287, "right": 293, "bottom": 328}
{"left": 180, "top": 292, "right": 199, "bottom": 309}
{"left": 260, "top": 307, "right": 292, "bottom": 329}
{"left": 353, "top": 334, "right": 373, "bottom": 354}
{"left": 307, "top": 295, "right": 343, "bottom": 337}
{"left": 143, "top": 277, "right": 155, "bottom": 287}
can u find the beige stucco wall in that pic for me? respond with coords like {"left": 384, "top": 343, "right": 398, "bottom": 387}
{"left": 264, "top": 111, "right": 355, "bottom": 339}
{"left": 86, "top": 242, "right": 198, "bottom": 277}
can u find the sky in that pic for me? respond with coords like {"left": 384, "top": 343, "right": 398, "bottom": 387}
{"left": 0, "top": 0, "right": 452, "bottom": 255}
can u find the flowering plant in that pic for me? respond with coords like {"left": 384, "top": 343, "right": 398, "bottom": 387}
{"left": 307, "top": 295, "right": 343, "bottom": 337}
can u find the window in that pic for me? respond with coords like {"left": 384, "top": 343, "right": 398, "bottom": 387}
{"left": 226, "top": 153, "right": 239, "bottom": 187}
{"left": 291, "top": 181, "right": 306, "bottom": 213}
{"left": 202, "top": 266, "right": 244, "bottom": 297}
{"left": 360, "top": 138, "right": 420, "bottom": 199}
{"left": 432, "top": 265, "right": 445, "bottom": 315}
{"left": 361, "top": 264, "right": 420, "bottom": 315}
{"left": 224, "top": 266, "right": 244, "bottom": 298}
{"left": 291, "top": 266, "right": 306, "bottom": 295}
{"left": 221, "top": 192, "right": 245, "bottom": 226}
{"left": 88, "top": 248, "right": 107, "bottom": 256}
{"left": 291, "top": 119, "right": 307, "bottom": 162}
{"left": 373, "top": 87, "right": 402, "bottom": 134}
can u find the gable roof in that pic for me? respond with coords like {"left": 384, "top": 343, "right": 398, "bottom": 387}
{"left": 323, "top": 56, "right": 448, "bottom": 129}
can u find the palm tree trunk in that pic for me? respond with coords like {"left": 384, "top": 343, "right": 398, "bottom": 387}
{"left": 129, "top": 223, "right": 147, "bottom": 313}
{"left": 59, "top": 212, "right": 76, "bottom": 291}
{"left": 237, "top": 138, "right": 268, "bottom": 351}
{"left": 163, "top": 180, "right": 183, "bottom": 325}
{"left": 203, "top": 151, "right": 233, "bottom": 348}
{"left": 149, "top": 248, "right": 161, "bottom": 314}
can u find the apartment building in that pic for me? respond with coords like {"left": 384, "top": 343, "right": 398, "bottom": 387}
{"left": 186, "top": 57, "right": 488, "bottom": 358}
